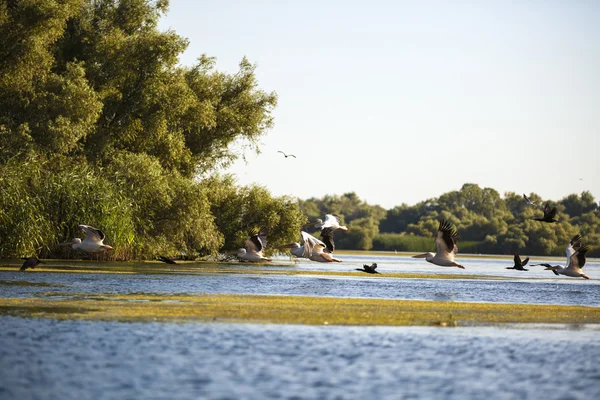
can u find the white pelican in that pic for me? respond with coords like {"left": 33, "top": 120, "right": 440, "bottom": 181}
{"left": 412, "top": 220, "right": 465, "bottom": 269}
{"left": 532, "top": 235, "right": 590, "bottom": 279}
{"left": 278, "top": 231, "right": 342, "bottom": 262}
{"left": 20, "top": 257, "right": 44, "bottom": 271}
{"left": 59, "top": 225, "right": 113, "bottom": 253}
{"left": 523, "top": 194, "right": 537, "bottom": 206}
{"left": 506, "top": 254, "right": 529, "bottom": 271}
{"left": 356, "top": 263, "right": 379, "bottom": 274}
{"left": 304, "top": 214, "right": 348, "bottom": 232}
{"left": 236, "top": 232, "right": 272, "bottom": 262}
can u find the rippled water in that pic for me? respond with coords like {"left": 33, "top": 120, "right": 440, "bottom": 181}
{"left": 1, "top": 254, "right": 599, "bottom": 399}
{"left": 1, "top": 256, "right": 599, "bottom": 306}
{"left": 1, "top": 318, "right": 599, "bottom": 400}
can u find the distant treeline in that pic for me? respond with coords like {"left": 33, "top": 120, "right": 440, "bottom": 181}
{"left": 1, "top": 2, "right": 598, "bottom": 260}
{"left": 299, "top": 184, "right": 600, "bottom": 257}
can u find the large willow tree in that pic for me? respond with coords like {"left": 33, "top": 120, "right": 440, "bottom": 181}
{"left": 0, "top": 0, "right": 304, "bottom": 259}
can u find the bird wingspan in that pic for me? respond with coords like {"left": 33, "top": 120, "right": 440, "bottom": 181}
{"left": 565, "top": 235, "right": 582, "bottom": 263}
{"left": 79, "top": 224, "right": 105, "bottom": 241}
{"left": 569, "top": 245, "right": 588, "bottom": 271}
{"left": 435, "top": 220, "right": 459, "bottom": 256}
{"left": 300, "top": 231, "right": 325, "bottom": 257}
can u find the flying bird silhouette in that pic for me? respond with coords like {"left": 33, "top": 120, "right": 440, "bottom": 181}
{"left": 157, "top": 256, "right": 177, "bottom": 265}
{"left": 277, "top": 151, "right": 296, "bottom": 158}
{"left": 20, "top": 257, "right": 44, "bottom": 271}
{"left": 533, "top": 204, "right": 558, "bottom": 223}
{"left": 356, "top": 263, "right": 380, "bottom": 274}
{"left": 506, "top": 254, "right": 530, "bottom": 271}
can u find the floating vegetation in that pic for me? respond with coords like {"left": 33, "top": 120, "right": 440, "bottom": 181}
{"left": 0, "top": 294, "right": 599, "bottom": 326}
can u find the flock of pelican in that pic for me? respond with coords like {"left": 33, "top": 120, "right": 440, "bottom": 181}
{"left": 18, "top": 199, "right": 593, "bottom": 279}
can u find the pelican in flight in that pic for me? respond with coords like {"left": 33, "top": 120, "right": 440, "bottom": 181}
{"left": 59, "top": 225, "right": 113, "bottom": 253}
{"left": 304, "top": 214, "right": 348, "bottom": 232}
{"left": 506, "top": 254, "right": 530, "bottom": 271}
{"left": 412, "top": 220, "right": 465, "bottom": 269}
{"left": 278, "top": 231, "right": 342, "bottom": 262}
{"left": 277, "top": 151, "right": 296, "bottom": 158}
{"left": 236, "top": 232, "right": 272, "bottom": 262}
{"left": 356, "top": 263, "right": 380, "bottom": 274}
{"left": 20, "top": 257, "right": 44, "bottom": 271}
{"left": 531, "top": 235, "right": 590, "bottom": 279}
{"left": 533, "top": 204, "right": 558, "bottom": 223}
{"left": 523, "top": 194, "right": 537, "bottom": 206}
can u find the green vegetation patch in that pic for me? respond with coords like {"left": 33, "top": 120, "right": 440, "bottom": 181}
{"left": 1, "top": 294, "right": 598, "bottom": 326}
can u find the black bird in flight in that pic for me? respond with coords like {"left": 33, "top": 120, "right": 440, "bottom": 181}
{"left": 157, "top": 256, "right": 177, "bottom": 265}
{"left": 506, "top": 254, "right": 530, "bottom": 271}
{"left": 356, "top": 263, "right": 380, "bottom": 274}
{"left": 277, "top": 151, "right": 296, "bottom": 158}
{"left": 20, "top": 257, "right": 44, "bottom": 271}
{"left": 533, "top": 204, "right": 558, "bottom": 223}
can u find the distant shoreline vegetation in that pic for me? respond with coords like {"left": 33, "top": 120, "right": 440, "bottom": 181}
{"left": 299, "top": 185, "right": 600, "bottom": 258}
{"left": 1, "top": 2, "right": 598, "bottom": 260}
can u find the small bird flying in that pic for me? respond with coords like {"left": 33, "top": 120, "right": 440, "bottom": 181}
{"left": 59, "top": 225, "right": 113, "bottom": 253}
{"left": 356, "top": 263, "right": 380, "bottom": 274}
{"left": 523, "top": 194, "right": 537, "bottom": 206}
{"left": 157, "top": 256, "right": 177, "bottom": 265}
{"left": 412, "top": 220, "right": 465, "bottom": 269}
{"left": 533, "top": 204, "right": 558, "bottom": 223}
{"left": 506, "top": 254, "right": 530, "bottom": 271}
{"left": 531, "top": 235, "right": 590, "bottom": 279}
{"left": 277, "top": 151, "right": 296, "bottom": 158}
{"left": 20, "top": 257, "right": 44, "bottom": 271}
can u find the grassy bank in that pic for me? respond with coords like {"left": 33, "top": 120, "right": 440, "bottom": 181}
{"left": 0, "top": 293, "right": 599, "bottom": 326}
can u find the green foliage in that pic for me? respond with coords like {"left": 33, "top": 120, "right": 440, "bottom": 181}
{"left": 0, "top": 1, "right": 291, "bottom": 260}
{"left": 203, "top": 175, "right": 305, "bottom": 255}
{"left": 299, "top": 192, "right": 386, "bottom": 251}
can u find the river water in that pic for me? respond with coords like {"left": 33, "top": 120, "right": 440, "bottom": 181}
{"left": 1, "top": 254, "right": 599, "bottom": 399}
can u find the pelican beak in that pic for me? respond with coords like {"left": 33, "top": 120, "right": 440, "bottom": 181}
{"left": 103, "top": 245, "right": 114, "bottom": 251}
{"left": 544, "top": 266, "right": 558, "bottom": 271}
{"left": 582, "top": 274, "right": 590, "bottom": 279}
{"left": 58, "top": 240, "right": 76, "bottom": 246}
{"left": 412, "top": 253, "right": 428, "bottom": 258}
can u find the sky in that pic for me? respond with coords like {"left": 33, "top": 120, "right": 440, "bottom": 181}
{"left": 158, "top": 0, "right": 600, "bottom": 209}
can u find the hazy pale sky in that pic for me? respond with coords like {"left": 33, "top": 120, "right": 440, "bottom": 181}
{"left": 158, "top": 0, "right": 599, "bottom": 209}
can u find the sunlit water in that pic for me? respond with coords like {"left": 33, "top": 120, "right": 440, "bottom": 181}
{"left": 1, "top": 318, "right": 599, "bottom": 400}
{"left": 1, "top": 254, "right": 599, "bottom": 399}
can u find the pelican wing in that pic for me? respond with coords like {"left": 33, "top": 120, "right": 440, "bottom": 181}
{"left": 78, "top": 225, "right": 105, "bottom": 242}
{"left": 300, "top": 231, "right": 325, "bottom": 258}
{"left": 513, "top": 254, "right": 521, "bottom": 267}
{"left": 568, "top": 245, "right": 588, "bottom": 271}
{"left": 321, "top": 214, "right": 341, "bottom": 230}
{"left": 246, "top": 233, "right": 267, "bottom": 253}
{"left": 435, "top": 220, "right": 459, "bottom": 256}
{"left": 565, "top": 235, "right": 582, "bottom": 263}
{"left": 521, "top": 257, "right": 529, "bottom": 267}
{"left": 320, "top": 228, "right": 336, "bottom": 253}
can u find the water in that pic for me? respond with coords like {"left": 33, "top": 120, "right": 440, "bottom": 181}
{"left": 1, "top": 254, "right": 599, "bottom": 399}
{"left": 1, "top": 256, "right": 599, "bottom": 306}
{"left": 0, "top": 318, "right": 598, "bottom": 400}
